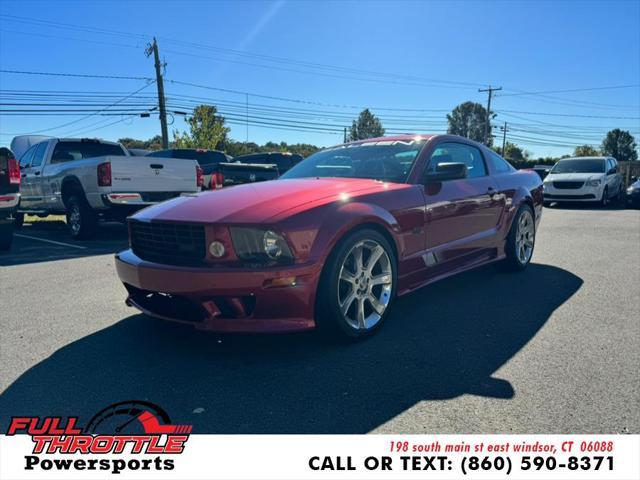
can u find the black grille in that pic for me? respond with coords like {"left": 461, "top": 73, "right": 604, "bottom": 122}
{"left": 130, "top": 220, "right": 206, "bottom": 266}
{"left": 553, "top": 181, "right": 584, "bottom": 189}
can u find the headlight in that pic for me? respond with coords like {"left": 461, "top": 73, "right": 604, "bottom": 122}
{"left": 229, "top": 227, "right": 293, "bottom": 264}
{"left": 628, "top": 187, "right": 637, "bottom": 194}
{"left": 586, "top": 179, "right": 601, "bottom": 187}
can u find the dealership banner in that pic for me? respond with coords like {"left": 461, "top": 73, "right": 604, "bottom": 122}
{"left": 0, "top": 433, "right": 638, "bottom": 479}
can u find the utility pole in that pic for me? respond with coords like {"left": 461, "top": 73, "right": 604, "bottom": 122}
{"left": 146, "top": 38, "right": 169, "bottom": 149}
{"left": 343, "top": 127, "right": 347, "bottom": 143}
{"left": 500, "top": 122, "right": 509, "bottom": 156}
{"left": 478, "top": 85, "right": 502, "bottom": 145}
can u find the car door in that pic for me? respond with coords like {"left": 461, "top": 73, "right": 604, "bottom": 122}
{"left": 27, "top": 142, "right": 49, "bottom": 207}
{"left": 606, "top": 158, "right": 620, "bottom": 196}
{"left": 422, "top": 141, "right": 503, "bottom": 266}
{"left": 17, "top": 145, "right": 36, "bottom": 207}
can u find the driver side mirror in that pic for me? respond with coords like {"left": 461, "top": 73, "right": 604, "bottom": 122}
{"left": 425, "top": 162, "right": 468, "bottom": 183}
{"left": 607, "top": 168, "right": 616, "bottom": 175}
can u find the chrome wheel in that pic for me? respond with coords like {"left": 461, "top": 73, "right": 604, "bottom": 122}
{"left": 337, "top": 239, "right": 393, "bottom": 331}
{"left": 515, "top": 210, "right": 535, "bottom": 265}
{"left": 68, "top": 204, "right": 81, "bottom": 235}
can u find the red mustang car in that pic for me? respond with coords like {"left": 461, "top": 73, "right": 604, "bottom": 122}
{"left": 116, "top": 134, "right": 542, "bottom": 338}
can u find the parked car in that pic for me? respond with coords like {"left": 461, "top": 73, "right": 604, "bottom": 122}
{"left": 0, "top": 147, "right": 20, "bottom": 250}
{"left": 146, "top": 149, "right": 279, "bottom": 190}
{"left": 532, "top": 165, "right": 551, "bottom": 180}
{"left": 542, "top": 156, "right": 623, "bottom": 207}
{"left": 626, "top": 176, "right": 640, "bottom": 208}
{"left": 233, "top": 152, "right": 303, "bottom": 175}
{"left": 116, "top": 134, "right": 543, "bottom": 339}
{"left": 10, "top": 136, "right": 202, "bottom": 239}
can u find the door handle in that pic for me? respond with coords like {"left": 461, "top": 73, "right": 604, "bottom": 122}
{"left": 34, "top": 171, "right": 41, "bottom": 176}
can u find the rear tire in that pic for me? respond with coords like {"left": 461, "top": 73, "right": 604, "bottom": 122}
{"left": 13, "top": 212, "right": 24, "bottom": 229}
{"left": 0, "top": 221, "right": 13, "bottom": 250}
{"left": 65, "top": 195, "right": 97, "bottom": 240}
{"left": 503, "top": 204, "right": 535, "bottom": 271}
{"left": 315, "top": 228, "right": 397, "bottom": 339}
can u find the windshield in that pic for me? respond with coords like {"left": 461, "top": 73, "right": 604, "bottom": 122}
{"left": 551, "top": 159, "right": 605, "bottom": 174}
{"left": 280, "top": 139, "right": 426, "bottom": 183}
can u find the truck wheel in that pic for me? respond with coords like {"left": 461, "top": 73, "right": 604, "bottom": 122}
{"left": 315, "top": 228, "right": 397, "bottom": 339}
{"left": 503, "top": 204, "right": 535, "bottom": 271}
{"left": 66, "top": 195, "right": 97, "bottom": 240}
{"left": 0, "top": 221, "right": 13, "bottom": 250}
{"left": 13, "top": 212, "right": 24, "bottom": 229}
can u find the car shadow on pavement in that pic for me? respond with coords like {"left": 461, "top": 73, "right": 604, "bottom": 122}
{"left": 0, "top": 221, "right": 128, "bottom": 266}
{"left": 0, "top": 263, "right": 582, "bottom": 434}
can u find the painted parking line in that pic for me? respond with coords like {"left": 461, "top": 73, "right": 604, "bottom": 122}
{"left": 14, "top": 234, "right": 87, "bottom": 250}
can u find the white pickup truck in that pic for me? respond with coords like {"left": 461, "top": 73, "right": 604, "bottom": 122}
{"left": 11, "top": 136, "right": 202, "bottom": 239}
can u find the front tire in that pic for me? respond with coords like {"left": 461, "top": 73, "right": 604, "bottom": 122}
{"left": 316, "top": 229, "right": 397, "bottom": 339}
{"left": 600, "top": 187, "right": 609, "bottom": 207}
{"left": 503, "top": 205, "right": 535, "bottom": 271}
{"left": 65, "top": 195, "right": 97, "bottom": 240}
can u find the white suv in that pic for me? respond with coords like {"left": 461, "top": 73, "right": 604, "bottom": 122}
{"left": 543, "top": 157, "right": 623, "bottom": 207}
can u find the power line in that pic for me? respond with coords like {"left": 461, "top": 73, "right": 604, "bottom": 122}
{"left": 0, "top": 69, "right": 153, "bottom": 81}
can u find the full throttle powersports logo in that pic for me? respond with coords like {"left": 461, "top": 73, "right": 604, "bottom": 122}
{"left": 6, "top": 400, "right": 192, "bottom": 474}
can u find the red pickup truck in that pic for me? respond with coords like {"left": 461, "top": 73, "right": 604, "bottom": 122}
{"left": 0, "top": 147, "right": 21, "bottom": 250}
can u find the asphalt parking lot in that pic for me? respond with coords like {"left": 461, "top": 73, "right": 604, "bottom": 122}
{"left": 0, "top": 206, "right": 639, "bottom": 434}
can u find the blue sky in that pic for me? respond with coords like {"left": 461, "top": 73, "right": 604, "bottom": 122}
{"left": 0, "top": 0, "right": 639, "bottom": 158}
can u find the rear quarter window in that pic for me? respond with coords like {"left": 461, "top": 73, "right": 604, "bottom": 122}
{"left": 51, "top": 141, "right": 126, "bottom": 163}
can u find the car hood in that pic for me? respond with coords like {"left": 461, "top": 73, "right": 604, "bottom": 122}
{"left": 132, "top": 177, "right": 399, "bottom": 224}
{"left": 545, "top": 172, "right": 604, "bottom": 182}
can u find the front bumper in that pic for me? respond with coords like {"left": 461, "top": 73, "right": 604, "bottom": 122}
{"left": 115, "top": 249, "right": 321, "bottom": 332}
{"left": 543, "top": 183, "right": 602, "bottom": 202}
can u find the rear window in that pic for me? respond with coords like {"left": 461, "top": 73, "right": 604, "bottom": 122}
{"left": 51, "top": 141, "right": 126, "bottom": 163}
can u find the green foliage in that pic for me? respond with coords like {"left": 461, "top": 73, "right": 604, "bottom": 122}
{"left": 118, "top": 135, "right": 163, "bottom": 150}
{"left": 573, "top": 145, "right": 600, "bottom": 157}
{"left": 225, "top": 140, "right": 319, "bottom": 158}
{"left": 348, "top": 108, "right": 385, "bottom": 141}
{"left": 172, "top": 105, "right": 230, "bottom": 150}
{"left": 447, "top": 101, "right": 493, "bottom": 146}
{"left": 601, "top": 129, "right": 638, "bottom": 162}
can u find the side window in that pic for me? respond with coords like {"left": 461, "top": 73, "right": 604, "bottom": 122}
{"left": 609, "top": 159, "right": 617, "bottom": 173}
{"left": 31, "top": 142, "right": 48, "bottom": 168}
{"left": 428, "top": 142, "right": 487, "bottom": 179}
{"left": 19, "top": 145, "right": 37, "bottom": 168}
{"left": 487, "top": 151, "right": 514, "bottom": 174}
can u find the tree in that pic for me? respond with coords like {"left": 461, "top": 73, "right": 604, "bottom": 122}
{"left": 172, "top": 105, "right": 230, "bottom": 150}
{"left": 573, "top": 145, "right": 600, "bottom": 157}
{"left": 447, "top": 101, "right": 493, "bottom": 146}
{"left": 502, "top": 142, "right": 526, "bottom": 162}
{"left": 118, "top": 135, "right": 163, "bottom": 151}
{"left": 348, "top": 109, "right": 385, "bottom": 141}
{"left": 601, "top": 129, "right": 638, "bottom": 162}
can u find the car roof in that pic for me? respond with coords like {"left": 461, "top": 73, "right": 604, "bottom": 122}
{"left": 560, "top": 157, "right": 608, "bottom": 161}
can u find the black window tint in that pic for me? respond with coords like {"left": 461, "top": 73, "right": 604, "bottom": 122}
{"left": 488, "top": 151, "right": 514, "bottom": 174}
{"left": 19, "top": 145, "right": 37, "bottom": 168}
{"left": 52, "top": 141, "right": 126, "bottom": 163}
{"left": 428, "top": 143, "right": 487, "bottom": 179}
{"left": 31, "top": 142, "right": 48, "bottom": 167}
